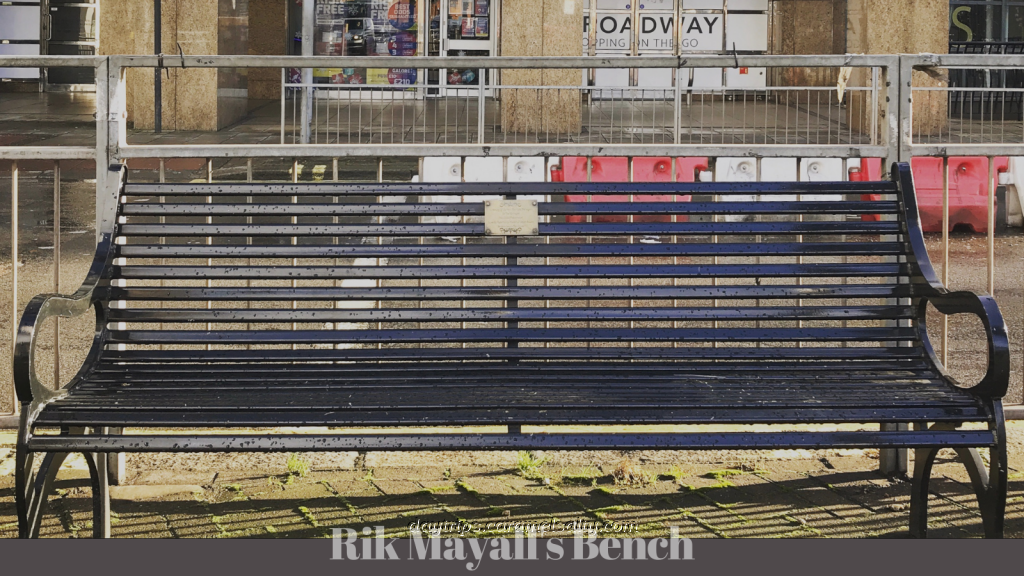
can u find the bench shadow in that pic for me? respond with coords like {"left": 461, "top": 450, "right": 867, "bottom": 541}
{"left": 5, "top": 466, "right": 1020, "bottom": 539}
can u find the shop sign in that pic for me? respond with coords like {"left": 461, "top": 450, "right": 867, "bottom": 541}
{"left": 583, "top": 14, "right": 721, "bottom": 52}
{"left": 315, "top": 0, "right": 346, "bottom": 25}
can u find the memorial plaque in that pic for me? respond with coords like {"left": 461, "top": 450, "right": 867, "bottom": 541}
{"left": 483, "top": 199, "right": 539, "bottom": 236}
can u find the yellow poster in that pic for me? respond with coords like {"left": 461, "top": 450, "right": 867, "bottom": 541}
{"left": 367, "top": 68, "right": 390, "bottom": 85}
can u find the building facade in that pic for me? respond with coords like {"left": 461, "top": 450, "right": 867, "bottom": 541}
{"left": 3, "top": 0, "right": 1013, "bottom": 130}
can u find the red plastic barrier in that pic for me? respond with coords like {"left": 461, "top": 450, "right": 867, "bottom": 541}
{"left": 911, "top": 157, "right": 1005, "bottom": 233}
{"left": 560, "top": 157, "right": 704, "bottom": 223}
{"left": 563, "top": 157, "right": 628, "bottom": 222}
{"left": 854, "top": 158, "right": 884, "bottom": 221}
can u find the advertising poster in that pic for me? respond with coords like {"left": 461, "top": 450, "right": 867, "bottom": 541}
{"left": 313, "top": 0, "right": 420, "bottom": 87}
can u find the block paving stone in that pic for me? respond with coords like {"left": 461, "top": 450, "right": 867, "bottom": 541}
{"left": 5, "top": 428, "right": 1024, "bottom": 539}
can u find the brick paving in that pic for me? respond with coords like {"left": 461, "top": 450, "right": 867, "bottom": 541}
{"left": 4, "top": 423, "right": 1024, "bottom": 539}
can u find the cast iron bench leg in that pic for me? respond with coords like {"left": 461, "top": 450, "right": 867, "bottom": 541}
{"left": 909, "top": 417, "right": 1007, "bottom": 538}
{"left": 16, "top": 423, "right": 112, "bottom": 539}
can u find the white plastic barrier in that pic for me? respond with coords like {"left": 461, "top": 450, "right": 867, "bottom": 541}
{"left": 463, "top": 157, "right": 504, "bottom": 223}
{"left": 999, "top": 157, "right": 1024, "bottom": 227}
{"left": 799, "top": 158, "right": 844, "bottom": 201}
{"left": 421, "top": 157, "right": 462, "bottom": 225}
{"left": 507, "top": 157, "right": 547, "bottom": 182}
{"left": 714, "top": 157, "right": 756, "bottom": 222}
{"left": 759, "top": 158, "right": 798, "bottom": 201}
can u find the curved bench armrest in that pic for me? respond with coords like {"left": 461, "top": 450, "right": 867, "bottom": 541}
{"left": 893, "top": 161, "right": 1010, "bottom": 399}
{"left": 918, "top": 291, "right": 1010, "bottom": 399}
{"left": 13, "top": 166, "right": 124, "bottom": 405}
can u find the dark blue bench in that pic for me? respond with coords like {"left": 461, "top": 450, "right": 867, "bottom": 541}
{"left": 15, "top": 162, "right": 1009, "bottom": 538}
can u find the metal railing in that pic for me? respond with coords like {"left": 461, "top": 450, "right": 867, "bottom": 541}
{"left": 901, "top": 53, "right": 1024, "bottom": 412}
{"left": 3, "top": 53, "right": 1024, "bottom": 422}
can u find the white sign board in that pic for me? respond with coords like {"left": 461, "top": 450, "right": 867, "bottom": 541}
{"left": 585, "top": 13, "right": 723, "bottom": 53}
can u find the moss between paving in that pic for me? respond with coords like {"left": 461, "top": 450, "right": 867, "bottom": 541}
{"left": 3, "top": 425, "right": 1024, "bottom": 538}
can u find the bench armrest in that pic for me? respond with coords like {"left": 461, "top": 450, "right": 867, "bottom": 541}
{"left": 13, "top": 166, "right": 124, "bottom": 405}
{"left": 916, "top": 291, "right": 1010, "bottom": 399}
{"left": 893, "top": 161, "right": 1010, "bottom": 399}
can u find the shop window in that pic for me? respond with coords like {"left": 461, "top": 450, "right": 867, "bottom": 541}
{"left": 950, "top": 2, "right": 1003, "bottom": 42}
{"left": 312, "top": 0, "right": 420, "bottom": 86}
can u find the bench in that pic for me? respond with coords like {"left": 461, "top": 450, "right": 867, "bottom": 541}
{"left": 15, "top": 162, "right": 1009, "bottom": 538}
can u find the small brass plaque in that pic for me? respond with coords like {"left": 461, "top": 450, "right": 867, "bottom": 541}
{"left": 483, "top": 199, "right": 539, "bottom": 236}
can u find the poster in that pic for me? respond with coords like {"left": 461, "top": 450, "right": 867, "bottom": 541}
{"left": 387, "top": 0, "right": 415, "bottom": 30}
{"left": 387, "top": 31, "right": 418, "bottom": 55}
{"left": 313, "top": 0, "right": 420, "bottom": 87}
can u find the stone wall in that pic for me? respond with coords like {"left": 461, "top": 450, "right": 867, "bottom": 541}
{"left": 100, "top": 0, "right": 248, "bottom": 131}
{"left": 770, "top": 0, "right": 846, "bottom": 87}
{"left": 846, "top": 0, "right": 948, "bottom": 137}
{"left": 500, "top": 0, "right": 583, "bottom": 135}
{"left": 248, "top": 0, "right": 287, "bottom": 100}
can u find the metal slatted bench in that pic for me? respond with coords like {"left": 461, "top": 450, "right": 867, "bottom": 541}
{"left": 15, "top": 162, "right": 1009, "bottom": 538}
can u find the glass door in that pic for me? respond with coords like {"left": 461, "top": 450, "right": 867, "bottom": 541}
{"left": 42, "top": 0, "right": 97, "bottom": 89}
{"left": 441, "top": 0, "right": 493, "bottom": 96}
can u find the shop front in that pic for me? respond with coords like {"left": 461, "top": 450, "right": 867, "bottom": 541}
{"left": 296, "top": 0, "right": 497, "bottom": 97}
{"left": 293, "top": 0, "right": 775, "bottom": 100}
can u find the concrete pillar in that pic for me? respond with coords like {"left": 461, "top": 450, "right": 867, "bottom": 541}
{"left": 99, "top": 0, "right": 248, "bottom": 131}
{"left": 500, "top": 0, "right": 582, "bottom": 135}
{"left": 770, "top": 0, "right": 846, "bottom": 87}
{"left": 248, "top": 0, "right": 287, "bottom": 100}
{"left": 847, "top": 0, "right": 948, "bottom": 137}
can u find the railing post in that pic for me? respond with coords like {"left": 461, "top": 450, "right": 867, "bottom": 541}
{"left": 879, "top": 54, "right": 910, "bottom": 476}
{"left": 478, "top": 69, "right": 485, "bottom": 144}
{"left": 95, "top": 57, "right": 110, "bottom": 235}
{"left": 896, "top": 54, "right": 914, "bottom": 165}
{"left": 673, "top": 68, "right": 682, "bottom": 145}
{"left": 10, "top": 161, "right": 18, "bottom": 398}
{"left": 300, "top": 0, "right": 314, "bottom": 145}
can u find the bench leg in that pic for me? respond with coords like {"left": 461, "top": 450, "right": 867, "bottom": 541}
{"left": 84, "top": 450, "right": 111, "bottom": 538}
{"left": 21, "top": 452, "right": 71, "bottom": 538}
{"left": 16, "top": 414, "right": 72, "bottom": 538}
{"left": 909, "top": 446, "right": 939, "bottom": 538}
{"left": 909, "top": 415, "right": 1006, "bottom": 539}
{"left": 17, "top": 422, "right": 113, "bottom": 539}
{"left": 106, "top": 427, "right": 125, "bottom": 486}
{"left": 879, "top": 423, "right": 909, "bottom": 475}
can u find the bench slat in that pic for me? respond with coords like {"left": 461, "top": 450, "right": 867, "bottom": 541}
{"left": 105, "top": 327, "right": 920, "bottom": 344}
{"left": 123, "top": 181, "right": 898, "bottom": 196}
{"left": 121, "top": 200, "right": 902, "bottom": 216}
{"left": 101, "top": 346, "right": 928, "bottom": 363}
{"left": 32, "top": 406, "right": 987, "bottom": 427}
{"left": 105, "top": 284, "right": 914, "bottom": 301}
{"left": 25, "top": 431, "right": 997, "bottom": 452}
{"left": 113, "top": 263, "right": 907, "bottom": 280}
{"left": 116, "top": 241, "right": 907, "bottom": 258}
{"left": 118, "top": 221, "right": 902, "bottom": 237}
{"left": 107, "top": 305, "right": 915, "bottom": 323}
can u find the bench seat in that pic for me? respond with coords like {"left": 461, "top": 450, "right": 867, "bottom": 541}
{"left": 35, "top": 357, "right": 990, "bottom": 428}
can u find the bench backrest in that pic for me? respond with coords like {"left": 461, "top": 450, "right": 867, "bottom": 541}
{"left": 102, "top": 168, "right": 921, "bottom": 365}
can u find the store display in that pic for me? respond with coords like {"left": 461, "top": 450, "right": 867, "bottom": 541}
{"left": 447, "top": 0, "right": 487, "bottom": 39}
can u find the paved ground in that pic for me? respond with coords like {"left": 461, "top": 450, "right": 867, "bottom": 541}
{"left": 4, "top": 423, "right": 1024, "bottom": 539}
